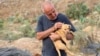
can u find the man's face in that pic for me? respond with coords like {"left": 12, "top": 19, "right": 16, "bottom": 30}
{"left": 44, "top": 7, "right": 58, "bottom": 20}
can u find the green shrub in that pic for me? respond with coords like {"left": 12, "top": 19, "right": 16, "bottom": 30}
{"left": 0, "top": 19, "right": 4, "bottom": 30}
{"left": 7, "top": 16, "right": 15, "bottom": 23}
{"left": 74, "top": 30, "right": 89, "bottom": 48}
{"left": 84, "top": 12, "right": 100, "bottom": 27}
{"left": 7, "top": 14, "right": 27, "bottom": 24}
{"left": 19, "top": 24, "right": 35, "bottom": 37}
{"left": 14, "top": 17, "right": 25, "bottom": 23}
{"left": 66, "top": 2, "right": 89, "bottom": 20}
{"left": 2, "top": 30, "right": 22, "bottom": 42}
{"left": 94, "top": 3, "right": 100, "bottom": 13}
{"left": 31, "top": 17, "right": 39, "bottom": 23}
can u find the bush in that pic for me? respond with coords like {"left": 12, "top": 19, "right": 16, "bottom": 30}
{"left": 7, "top": 14, "right": 27, "bottom": 24}
{"left": 84, "top": 12, "right": 100, "bottom": 27}
{"left": 74, "top": 30, "right": 89, "bottom": 48}
{"left": 94, "top": 3, "right": 100, "bottom": 13}
{"left": 2, "top": 30, "right": 22, "bottom": 42}
{"left": 66, "top": 2, "right": 89, "bottom": 20}
{"left": 19, "top": 24, "right": 35, "bottom": 37}
{"left": 0, "top": 19, "right": 4, "bottom": 30}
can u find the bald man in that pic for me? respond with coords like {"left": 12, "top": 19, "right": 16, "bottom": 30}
{"left": 36, "top": 1, "right": 76, "bottom": 56}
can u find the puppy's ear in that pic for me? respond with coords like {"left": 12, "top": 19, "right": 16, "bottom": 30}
{"left": 66, "top": 31, "right": 74, "bottom": 40}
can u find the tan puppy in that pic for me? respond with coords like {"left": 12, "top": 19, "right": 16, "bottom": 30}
{"left": 53, "top": 24, "right": 75, "bottom": 56}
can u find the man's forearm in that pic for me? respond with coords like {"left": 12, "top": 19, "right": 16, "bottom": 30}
{"left": 36, "top": 26, "right": 55, "bottom": 40}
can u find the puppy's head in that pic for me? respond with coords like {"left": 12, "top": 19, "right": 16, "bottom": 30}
{"left": 61, "top": 24, "right": 71, "bottom": 33}
{"left": 61, "top": 24, "right": 74, "bottom": 40}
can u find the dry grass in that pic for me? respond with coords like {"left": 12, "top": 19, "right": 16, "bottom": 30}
{"left": 0, "top": 0, "right": 100, "bottom": 19}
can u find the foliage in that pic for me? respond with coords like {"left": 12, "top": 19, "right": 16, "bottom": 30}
{"left": 0, "top": 14, "right": 36, "bottom": 41}
{"left": 2, "top": 30, "right": 22, "bottom": 42}
{"left": 74, "top": 30, "right": 89, "bottom": 48}
{"left": 66, "top": 2, "right": 89, "bottom": 21}
{"left": 73, "top": 13, "right": 100, "bottom": 50}
{"left": 94, "top": 3, "right": 100, "bottom": 13}
{"left": 84, "top": 12, "right": 100, "bottom": 27}
{"left": 7, "top": 14, "right": 38, "bottom": 24}
{"left": 0, "top": 19, "right": 4, "bottom": 30}
{"left": 31, "top": 16, "right": 39, "bottom": 23}
{"left": 7, "top": 15, "right": 26, "bottom": 24}
{"left": 19, "top": 22, "right": 35, "bottom": 37}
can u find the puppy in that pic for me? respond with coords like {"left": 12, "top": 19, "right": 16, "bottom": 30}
{"left": 53, "top": 24, "right": 75, "bottom": 56}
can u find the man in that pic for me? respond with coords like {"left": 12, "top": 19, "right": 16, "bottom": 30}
{"left": 36, "top": 1, "right": 76, "bottom": 56}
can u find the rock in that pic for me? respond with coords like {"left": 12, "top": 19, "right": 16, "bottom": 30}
{"left": 82, "top": 26, "right": 92, "bottom": 33}
{"left": 11, "top": 38, "right": 42, "bottom": 56}
{"left": 0, "top": 47, "right": 31, "bottom": 56}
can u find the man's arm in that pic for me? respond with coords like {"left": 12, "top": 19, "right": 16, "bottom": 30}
{"left": 36, "top": 26, "right": 55, "bottom": 40}
{"left": 36, "top": 22, "right": 63, "bottom": 40}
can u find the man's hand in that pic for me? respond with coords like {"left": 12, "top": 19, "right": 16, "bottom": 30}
{"left": 53, "top": 22, "right": 63, "bottom": 30}
{"left": 49, "top": 33, "right": 61, "bottom": 41}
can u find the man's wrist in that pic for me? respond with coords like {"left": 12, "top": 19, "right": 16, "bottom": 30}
{"left": 52, "top": 26, "right": 56, "bottom": 31}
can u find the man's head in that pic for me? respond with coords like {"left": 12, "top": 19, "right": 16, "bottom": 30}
{"left": 41, "top": 1, "right": 58, "bottom": 20}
